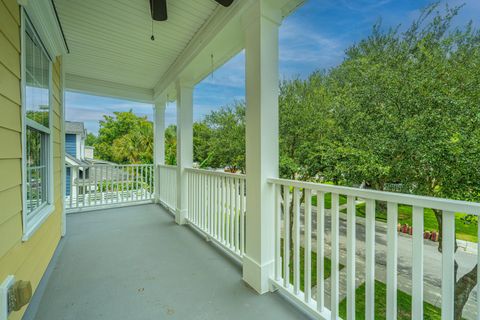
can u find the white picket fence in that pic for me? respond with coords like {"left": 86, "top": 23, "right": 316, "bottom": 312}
{"left": 66, "top": 164, "right": 154, "bottom": 212}
{"left": 186, "top": 168, "right": 246, "bottom": 259}
{"left": 268, "top": 178, "right": 480, "bottom": 320}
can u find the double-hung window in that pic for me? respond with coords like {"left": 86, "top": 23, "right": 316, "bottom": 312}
{"left": 22, "top": 13, "right": 54, "bottom": 239}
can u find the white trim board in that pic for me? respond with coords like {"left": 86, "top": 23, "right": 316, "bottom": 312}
{"left": 153, "top": 0, "right": 306, "bottom": 100}
{"left": 18, "top": 0, "right": 68, "bottom": 57}
{"left": 65, "top": 74, "right": 154, "bottom": 104}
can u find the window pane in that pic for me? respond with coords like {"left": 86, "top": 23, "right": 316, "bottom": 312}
{"left": 26, "top": 127, "right": 48, "bottom": 215}
{"left": 24, "top": 18, "right": 51, "bottom": 217}
{"left": 25, "top": 21, "right": 50, "bottom": 128}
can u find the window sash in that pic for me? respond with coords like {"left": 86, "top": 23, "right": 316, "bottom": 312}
{"left": 25, "top": 127, "right": 50, "bottom": 217}
{"left": 22, "top": 10, "right": 54, "bottom": 231}
{"left": 26, "top": 117, "right": 50, "bottom": 134}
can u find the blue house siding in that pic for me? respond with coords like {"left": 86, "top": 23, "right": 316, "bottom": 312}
{"left": 66, "top": 134, "right": 76, "bottom": 157}
{"left": 66, "top": 134, "right": 76, "bottom": 196}
{"left": 66, "top": 167, "right": 71, "bottom": 196}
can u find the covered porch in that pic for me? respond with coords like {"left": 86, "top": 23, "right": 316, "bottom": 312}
{"left": 21, "top": 0, "right": 480, "bottom": 319}
{"left": 54, "top": 0, "right": 298, "bottom": 300}
{"left": 26, "top": 204, "right": 305, "bottom": 320}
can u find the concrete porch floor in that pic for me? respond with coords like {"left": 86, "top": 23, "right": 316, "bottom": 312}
{"left": 25, "top": 204, "right": 307, "bottom": 320}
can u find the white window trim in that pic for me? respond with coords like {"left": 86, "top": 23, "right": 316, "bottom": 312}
{"left": 21, "top": 9, "right": 55, "bottom": 242}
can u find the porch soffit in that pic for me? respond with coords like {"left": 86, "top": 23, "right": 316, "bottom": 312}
{"left": 54, "top": 0, "right": 305, "bottom": 103}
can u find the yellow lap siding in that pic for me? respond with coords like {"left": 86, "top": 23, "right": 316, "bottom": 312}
{"left": 52, "top": 112, "right": 61, "bottom": 132}
{"left": 5, "top": 209, "right": 62, "bottom": 320}
{"left": 1, "top": 0, "right": 20, "bottom": 24}
{"left": 0, "top": 32, "right": 20, "bottom": 77}
{"left": 53, "top": 142, "right": 61, "bottom": 158}
{"left": 0, "top": 213, "right": 22, "bottom": 259}
{"left": 0, "top": 2, "right": 64, "bottom": 318}
{"left": 0, "top": 94, "right": 21, "bottom": 132}
{"left": 52, "top": 79, "right": 60, "bottom": 101}
{"left": 0, "top": 208, "right": 59, "bottom": 281}
{"left": 0, "top": 0, "right": 19, "bottom": 51}
{"left": 0, "top": 127, "right": 21, "bottom": 159}
{"left": 0, "top": 63, "right": 20, "bottom": 105}
{"left": 0, "top": 158, "right": 21, "bottom": 192}
{"left": 0, "top": 185, "right": 21, "bottom": 225}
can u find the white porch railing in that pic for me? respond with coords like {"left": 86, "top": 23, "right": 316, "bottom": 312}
{"left": 268, "top": 178, "right": 480, "bottom": 320}
{"left": 186, "top": 168, "right": 246, "bottom": 259}
{"left": 66, "top": 164, "right": 154, "bottom": 212}
{"left": 158, "top": 164, "right": 177, "bottom": 211}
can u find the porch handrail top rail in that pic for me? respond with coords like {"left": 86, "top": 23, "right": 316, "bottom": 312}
{"left": 185, "top": 167, "right": 246, "bottom": 179}
{"left": 158, "top": 164, "right": 178, "bottom": 169}
{"left": 65, "top": 164, "right": 153, "bottom": 168}
{"left": 268, "top": 177, "right": 480, "bottom": 215}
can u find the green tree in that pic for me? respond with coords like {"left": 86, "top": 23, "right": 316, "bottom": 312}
{"left": 324, "top": 5, "right": 480, "bottom": 317}
{"left": 165, "top": 124, "right": 177, "bottom": 165}
{"left": 85, "top": 133, "right": 97, "bottom": 147}
{"left": 94, "top": 110, "right": 153, "bottom": 164}
{"left": 200, "top": 101, "right": 246, "bottom": 172}
{"left": 193, "top": 122, "right": 213, "bottom": 168}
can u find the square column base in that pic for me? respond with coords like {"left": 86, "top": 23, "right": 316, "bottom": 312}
{"left": 175, "top": 208, "right": 187, "bottom": 225}
{"left": 242, "top": 254, "right": 275, "bottom": 294}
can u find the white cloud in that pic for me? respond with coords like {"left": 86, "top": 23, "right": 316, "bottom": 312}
{"left": 339, "top": 0, "right": 393, "bottom": 12}
{"left": 279, "top": 14, "right": 346, "bottom": 77}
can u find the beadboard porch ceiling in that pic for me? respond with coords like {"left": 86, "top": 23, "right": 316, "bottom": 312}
{"left": 54, "top": 0, "right": 216, "bottom": 89}
{"left": 53, "top": 0, "right": 304, "bottom": 103}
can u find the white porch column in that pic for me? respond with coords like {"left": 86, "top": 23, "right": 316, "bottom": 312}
{"left": 154, "top": 99, "right": 166, "bottom": 203}
{"left": 242, "top": 0, "right": 281, "bottom": 294}
{"left": 175, "top": 81, "right": 194, "bottom": 225}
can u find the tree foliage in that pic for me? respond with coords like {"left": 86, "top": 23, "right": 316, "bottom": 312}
{"left": 85, "top": 133, "right": 97, "bottom": 147}
{"left": 165, "top": 124, "right": 177, "bottom": 165}
{"left": 93, "top": 110, "right": 153, "bottom": 164}
{"left": 198, "top": 102, "right": 246, "bottom": 172}
{"left": 326, "top": 3, "right": 480, "bottom": 202}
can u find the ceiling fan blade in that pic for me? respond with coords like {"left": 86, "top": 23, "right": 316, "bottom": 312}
{"left": 150, "top": 0, "right": 167, "bottom": 21}
{"left": 214, "top": 0, "right": 234, "bottom": 7}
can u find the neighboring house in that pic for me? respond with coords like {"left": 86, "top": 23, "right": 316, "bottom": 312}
{"left": 65, "top": 121, "right": 86, "bottom": 160}
{"left": 64, "top": 121, "right": 125, "bottom": 199}
{"left": 85, "top": 146, "right": 94, "bottom": 160}
{"left": 64, "top": 121, "right": 91, "bottom": 196}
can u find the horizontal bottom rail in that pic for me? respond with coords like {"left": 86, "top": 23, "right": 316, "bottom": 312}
{"left": 66, "top": 199, "right": 154, "bottom": 214}
{"left": 158, "top": 199, "right": 176, "bottom": 216}
{"left": 185, "top": 217, "right": 243, "bottom": 264}
{"left": 270, "top": 278, "right": 332, "bottom": 320}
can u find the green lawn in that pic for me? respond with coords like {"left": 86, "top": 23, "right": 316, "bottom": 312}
{"left": 310, "top": 189, "right": 477, "bottom": 242}
{"left": 281, "top": 240, "right": 344, "bottom": 291}
{"left": 339, "top": 280, "right": 442, "bottom": 320}
{"left": 312, "top": 193, "right": 348, "bottom": 209}
{"left": 352, "top": 202, "right": 478, "bottom": 242}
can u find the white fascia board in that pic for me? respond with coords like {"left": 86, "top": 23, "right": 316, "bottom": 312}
{"left": 18, "top": 0, "right": 68, "bottom": 57}
{"left": 65, "top": 156, "right": 78, "bottom": 166}
{"left": 280, "top": 0, "right": 306, "bottom": 17}
{"left": 153, "top": 0, "right": 247, "bottom": 100}
{"left": 153, "top": 0, "right": 306, "bottom": 100}
{"left": 65, "top": 74, "right": 154, "bottom": 104}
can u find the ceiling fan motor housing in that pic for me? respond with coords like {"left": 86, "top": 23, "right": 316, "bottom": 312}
{"left": 149, "top": 0, "right": 234, "bottom": 22}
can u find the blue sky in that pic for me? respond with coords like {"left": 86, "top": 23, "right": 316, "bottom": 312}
{"left": 65, "top": 0, "right": 480, "bottom": 135}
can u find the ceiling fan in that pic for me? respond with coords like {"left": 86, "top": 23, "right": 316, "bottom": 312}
{"left": 149, "top": 0, "right": 235, "bottom": 21}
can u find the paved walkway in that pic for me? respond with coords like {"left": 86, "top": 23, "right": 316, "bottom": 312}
{"left": 295, "top": 206, "right": 478, "bottom": 319}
